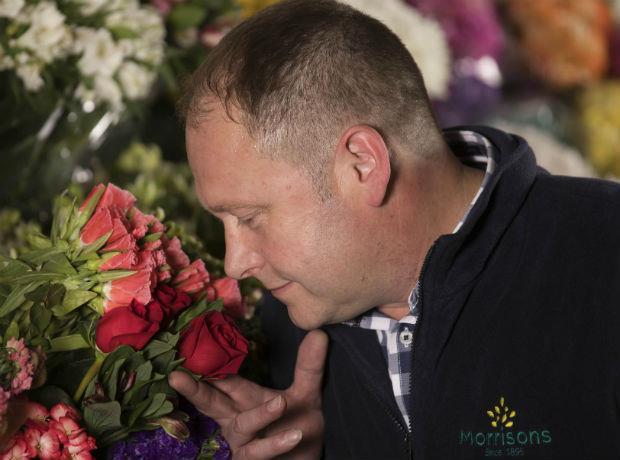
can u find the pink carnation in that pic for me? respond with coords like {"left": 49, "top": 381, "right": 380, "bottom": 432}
{"left": 173, "top": 260, "right": 211, "bottom": 298}
{"left": 6, "top": 338, "right": 35, "bottom": 396}
{"left": 212, "top": 277, "right": 247, "bottom": 319}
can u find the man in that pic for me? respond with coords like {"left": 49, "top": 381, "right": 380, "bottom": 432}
{"left": 169, "top": 0, "right": 620, "bottom": 458}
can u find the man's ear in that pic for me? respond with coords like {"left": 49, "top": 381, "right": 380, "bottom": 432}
{"left": 334, "top": 126, "right": 391, "bottom": 207}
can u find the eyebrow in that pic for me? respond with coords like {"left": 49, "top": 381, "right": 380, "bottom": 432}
{"left": 205, "top": 203, "right": 266, "bottom": 214}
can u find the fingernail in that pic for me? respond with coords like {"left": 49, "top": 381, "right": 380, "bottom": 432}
{"left": 283, "top": 429, "right": 302, "bottom": 445}
{"left": 267, "top": 395, "right": 282, "bottom": 412}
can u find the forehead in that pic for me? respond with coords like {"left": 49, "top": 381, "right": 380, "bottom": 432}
{"left": 186, "top": 108, "right": 310, "bottom": 211}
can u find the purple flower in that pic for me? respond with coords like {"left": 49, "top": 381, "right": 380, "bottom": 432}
{"left": 407, "top": 0, "right": 504, "bottom": 60}
{"left": 610, "top": 27, "right": 620, "bottom": 78}
{"left": 108, "top": 403, "right": 231, "bottom": 460}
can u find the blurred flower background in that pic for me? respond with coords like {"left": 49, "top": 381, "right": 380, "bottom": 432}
{"left": 2, "top": 0, "right": 620, "bottom": 263}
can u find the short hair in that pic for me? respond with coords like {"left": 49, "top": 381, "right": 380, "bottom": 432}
{"left": 178, "top": 0, "right": 440, "bottom": 196}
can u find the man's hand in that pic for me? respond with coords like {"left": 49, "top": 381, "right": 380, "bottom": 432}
{"left": 169, "top": 329, "right": 328, "bottom": 460}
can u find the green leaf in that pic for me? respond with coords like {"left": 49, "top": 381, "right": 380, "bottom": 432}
{"left": 141, "top": 232, "right": 162, "bottom": 243}
{"left": 172, "top": 298, "right": 214, "bottom": 333}
{"left": 142, "top": 338, "right": 175, "bottom": 360}
{"left": 108, "top": 25, "right": 140, "bottom": 39}
{"left": 49, "top": 334, "right": 90, "bottom": 352}
{"left": 141, "top": 393, "right": 166, "bottom": 419}
{"left": 168, "top": 3, "right": 207, "bottom": 29}
{"left": 0, "top": 281, "right": 46, "bottom": 318}
{"left": 73, "top": 230, "right": 112, "bottom": 262}
{"left": 42, "top": 254, "right": 77, "bottom": 276}
{"left": 51, "top": 289, "right": 97, "bottom": 316}
{"left": 148, "top": 400, "right": 174, "bottom": 420}
{"left": 20, "top": 248, "right": 65, "bottom": 266}
{"left": 5, "top": 319, "right": 19, "bottom": 341}
{"left": 151, "top": 349, "right": 177, "bottom": 374}
{"left": 74, "top": 185, "right": 104, "bottom": 232}
{"left": 83, "top": 401, "right": 123, "bottom": 437}
{"left": 93, "top": 270, "right": 136, "bottom": 283}
{"left": 0, "top": 256, "right": 31, "bottom": 283}
{"left": 30, "top": 303, "right": 52, "bottom": 335}
{"left": 5, "top": 272, "right": 65, "bottom": 284}
{"left": 102, "top": 357, "right": 126, "bottom": 402}
{"left": 27, "top": 232, "right": 53, "bottom": 250}
{"left": 127, "top": 398, "right": 152, "bottom": 427}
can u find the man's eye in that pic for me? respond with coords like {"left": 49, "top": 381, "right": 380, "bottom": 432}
{"left": 237, "top": 214, "right": 258, "bottom": 227}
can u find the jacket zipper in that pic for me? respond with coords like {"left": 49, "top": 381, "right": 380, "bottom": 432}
{"left": 408, "top": 242, "right": 437, "bottom": 459}
{"left": 362, "top": 379, "right": 411, "bottom": 456}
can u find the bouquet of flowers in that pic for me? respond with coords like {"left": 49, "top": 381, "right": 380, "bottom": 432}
{"left": 0, "top": 183, "right": 250, "bottom": 458}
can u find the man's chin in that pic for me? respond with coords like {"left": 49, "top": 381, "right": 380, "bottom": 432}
{"left": 286, "top": 308, "right": 327, "bottom": 331}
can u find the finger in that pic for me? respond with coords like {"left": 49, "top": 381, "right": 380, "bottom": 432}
{"left": 290, "top": 329, "right": 329, "bottom": 401}
{"left": 211, "top": 375, "right": 275, "bottom": 409}
{"left": 168, "top": 371, "right": 235, "bottom": 420}
{"left": 235, "top": 429, "right": 302, "bottom": 460}
{"left": 228, "top": 395, "right": 287, "bottom": 447}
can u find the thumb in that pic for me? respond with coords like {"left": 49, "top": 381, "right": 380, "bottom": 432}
{"left": 289, "top": 329, "right": 329, "bottom": 402}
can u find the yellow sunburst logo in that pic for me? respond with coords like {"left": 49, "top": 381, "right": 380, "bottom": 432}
{"left": 486, "top": 396, "right": 516, "bottom": 429}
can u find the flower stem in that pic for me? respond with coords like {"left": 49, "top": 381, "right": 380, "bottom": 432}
{"left": 73, "top": 354, "right": 104, "bottom": 402}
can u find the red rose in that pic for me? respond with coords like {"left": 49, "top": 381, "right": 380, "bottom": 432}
{"left": 96, "top": 299, "right": 165, "bottom": 352}
{"left": 178, "top": 311, "right": 248, "bottom": 378}
{"left": 154, "top": 284, "right": 192, "bottom": 318}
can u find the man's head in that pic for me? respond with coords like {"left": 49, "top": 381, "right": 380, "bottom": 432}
{"left": 179, "top": 0, "right": 443, "bottom": 196}
{"left": 182, "top": 0, "right": 451, "bottom": 329}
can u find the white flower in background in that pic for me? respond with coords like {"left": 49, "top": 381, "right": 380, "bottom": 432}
{"left": 131, "top": 38, "right": 165, "bottom": 67}
{"left": 339, "top": 0, "right": 451, "bottom": 99}
{"left": 0, "top": 0, "right": 24, "bottom": 18}
{"left": 16, "top": 61, "right": 44, "bottom": 90}
{"left": 118, "top": 61, "right": 153, "bottom": 99}
{"left": 94, "top": 74, "right": 123, "bottom": 110}
{"left": 105, "top": 5, "right": 165, "bottom": 64}
{"left": 75, "top": 27, "right": 123, "bottom": 77}
{"left": 70, "top": 0, "right": 107, "bottom": 16}
{"left": 491, "top": 121, "right": 596, "bottom": 178}
{"left": 13, "top": 2, "right": 71, "bottom": 63}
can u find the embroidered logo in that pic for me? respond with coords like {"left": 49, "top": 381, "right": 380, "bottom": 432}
{"left": 458, "top": 395, "right": 552, "bottom": 458}
{"left": 486, "top": 396, "right": 515, "bottom": 429}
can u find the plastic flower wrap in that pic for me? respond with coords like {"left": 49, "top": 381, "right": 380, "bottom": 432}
{"left": 503, "top": 0, "right": 611, "bottom": 89}
{"left": 0, "top": 0, "right": 165, "bottom": 110}
{"left": 340, "top": 0, "right": 451, "bottom": 99}
{"left": 0, "top": 183, "right": 249, "bottom": 452}
{"left": 576, "top": 81, "right": 620, "bottom": 178}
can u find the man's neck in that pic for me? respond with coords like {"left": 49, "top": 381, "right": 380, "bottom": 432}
{"left": 377, "top": 162, "right": 485, "bottom": 321}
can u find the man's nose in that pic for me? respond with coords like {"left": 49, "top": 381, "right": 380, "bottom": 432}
{"left": 223, "top": 226, "right": 263, "bottom": 280}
